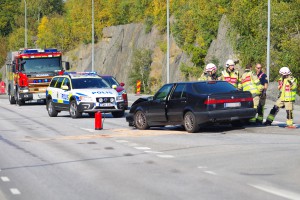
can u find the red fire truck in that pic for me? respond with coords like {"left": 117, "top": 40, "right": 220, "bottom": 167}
{"left": 6, "top": 48, "right": 70, "bottom": 105}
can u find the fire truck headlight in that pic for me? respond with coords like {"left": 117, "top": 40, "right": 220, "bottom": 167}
{"left": 21, "top": 89, "right": 29, "bottom": 93}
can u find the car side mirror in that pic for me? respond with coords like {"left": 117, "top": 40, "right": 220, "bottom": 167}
{"left": 120, "top": 82, "right": 125, "bottom": 87}
{"left": 112, "top": 84, "right": 117, "bottom": 89}
{"left": 65, "top": 62, "right": 70, "bottom": 70}
{"left": 61, "top": 85, "right": 69, "bottom": 90}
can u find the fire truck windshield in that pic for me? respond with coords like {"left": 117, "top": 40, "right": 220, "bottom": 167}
{"left": 21, "top": 57, "right": 62, "bottom": 73}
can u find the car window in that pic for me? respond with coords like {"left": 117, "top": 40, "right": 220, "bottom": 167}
{"left": 49, "top": 77, "right": 59, "bottom": 87}
{"left": 193, "top": 81, "right": 237, "bottom": 93}
{"left": 55, "top": 77, "right": 64, "bottom": 89}
{"left": 101, "top": 76, "right": 119, "bottom": 87}
{"left": 154, "top": 84, "right": 173, "bottom": 100}
{"left": 71, "top": 78, "right": 110, "bottom": 89}
{"left": 171, "top": 84, "right": 186, "bottom": 99}
{"left": 62, "top": 78, "right": 70, "bottom": 88}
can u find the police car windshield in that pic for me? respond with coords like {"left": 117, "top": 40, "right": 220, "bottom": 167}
{"left": 71, "top": 78, "right": 110, "bottom": 89}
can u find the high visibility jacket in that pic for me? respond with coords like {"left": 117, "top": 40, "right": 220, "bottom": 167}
{"left": 220, "top": 69, "right": 241, "bottom": 89}
{"left": 198, "top": 73, "right": 218, "bottom": 81}
{"left": 278, "top": 76, "right": 298, "bottom": 101}
{"left": 241, "top": 71, "right": 263, "bottom": 97}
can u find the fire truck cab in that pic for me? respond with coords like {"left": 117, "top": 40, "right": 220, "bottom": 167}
{"left": 6, "top": 48, "right": 70, "bottom": 105}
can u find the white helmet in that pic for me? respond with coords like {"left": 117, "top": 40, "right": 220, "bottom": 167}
{"left": 205, "top": 63, "right": 217, "bottom": 72}
{"left": 226, "top": 59, "right": 235, "bottom": 67}
{"left": 279, "top": 67, "right": 291, "bottom": 75}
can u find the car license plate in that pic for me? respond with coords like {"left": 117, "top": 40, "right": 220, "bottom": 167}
{"left": 225, "top": 102, "right": 241, "bottom": 108}
{"left": 100, "top": 103, "right": 113, "bottom": 107}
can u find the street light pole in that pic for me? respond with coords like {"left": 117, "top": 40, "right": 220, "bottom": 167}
{"left": 92, "top": 0, "right": 95, "bottom": 72}
{"left": 267, "top": 0, "right": 271, "bottom": 81}
{"left": 166, "top": 0, "right": 170, "bottom": 83}
{"left": 24, "top": 0, "right": 27, "bottom": 48}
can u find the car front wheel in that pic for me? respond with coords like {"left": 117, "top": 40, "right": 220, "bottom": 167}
{"left": 134, "top": 110, "right": 149, "bottom": 130}
{"left": 69, "top": 100, "right": 82, "bottom": 118}
{"left": 184, "top": 111, "right": 199, "bottom": 133}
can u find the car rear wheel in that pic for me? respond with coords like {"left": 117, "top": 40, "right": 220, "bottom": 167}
{"left": 69, "top": 100, "right": 82, "bottom": 118}
{"left": 47, "top": 99, "right": 58, "bottom": 117}
{"left": 134, "top": 110, "right": 149, "bottom": 130}
{"left": 184, "top": 111, "right": 199, "bottom": 133}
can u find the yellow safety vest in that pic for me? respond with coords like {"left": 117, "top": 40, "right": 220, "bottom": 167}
{"left": 220, "top": 69, "right": 241, "bottom": 89}
{"left": 241, "top": 71, "right": 263, "bottom": 97}
{"left": 279, "top": 76, "right": 298, "bottom": 101}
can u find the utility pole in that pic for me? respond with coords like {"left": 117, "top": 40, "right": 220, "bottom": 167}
{"left": 167, "top": 0, "right": 170, "bottom": 83}
{"left": 24, "top": 0, "right": 27, "bottom": 48}
{"left": 267, "top": 0, "right": 271, "bottom": 81}
{"left": 92, "top": 0, "right": 95, "bottom": 72}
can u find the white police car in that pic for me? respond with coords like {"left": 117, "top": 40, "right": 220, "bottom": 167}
{"left": 46, "top": 72, "right": 126, "bottom": 118}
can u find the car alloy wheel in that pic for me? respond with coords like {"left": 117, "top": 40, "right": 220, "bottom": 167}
{"left": 184, "top": 111, "right": 199, "bottom": 133}
{"left": 69, "top": 100, "right": 82, "bottom": 118}
{"left": 47, "top": 99, "right": 58, "bottom": 117}
{"left": 134, "top": 110, "right": 149, "bottom": 130}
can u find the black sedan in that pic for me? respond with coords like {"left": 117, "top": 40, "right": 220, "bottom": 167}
{"left": 126, "top": 81, "right": 256, "bottom": 133}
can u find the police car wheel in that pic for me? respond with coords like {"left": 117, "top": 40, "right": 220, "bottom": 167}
{"left": 69, "top": 100, "right": 82, "bottom": 118}
{"left": 47, "top": 99, "right": 58, "bottom": 117}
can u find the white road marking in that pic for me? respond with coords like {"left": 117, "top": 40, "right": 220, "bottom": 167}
{"left": 197, "top": 166, "right": 208, "bottom": 169}
{"left": 249, "top": 184, "right": 300, "bottom": 200}
{"left": 80, "top": 128, "right": 95, "bottom": 133}
{"left": 204, "top": 171, "right": 217, "bottom": 175}
{"left": 1, "top": 177, "right": 10, "bottom": 182}
{"left": 127, "top": 143, "right": 139, "bottom": 146}
{"left": 10, "top": 188, "right": 21, "bottom": 195}
{"left": 115, "top": 140, "right": 129, "bottom": 143}
{"left": 134, "top": 147, "right": 151, "bottom": 150}
{"left": 144, "top": 151, "right": 163, "bottom": 154}
{"left": 157, "top": 154, "right": 174, "bottom": 158}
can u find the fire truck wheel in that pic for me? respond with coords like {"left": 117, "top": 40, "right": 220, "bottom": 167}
{"left": 9, "top": 94, "right": 16, "bottom": 104}
{"left": 69, "top": 100, "right": 82, "bottom": 118}
{"left": 47, "top": 99, "right": 58, "bottom": 117}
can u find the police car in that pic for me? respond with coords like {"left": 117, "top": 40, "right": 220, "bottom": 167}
{"left": 46, "top": 72, "right": 126, "bottom": 118}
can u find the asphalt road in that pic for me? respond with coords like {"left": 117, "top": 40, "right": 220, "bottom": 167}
{"left": 0, "top": 94, "right": 300, "bottom": 200}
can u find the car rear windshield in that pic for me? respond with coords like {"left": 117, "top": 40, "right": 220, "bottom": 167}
{"left": 193, "top": 81, "right": 237, "bottom": 94}
{"left": 71, "top": 78, "right": 110, "bottom": 89}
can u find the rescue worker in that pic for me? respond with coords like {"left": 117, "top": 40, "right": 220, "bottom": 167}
{"left": 198, "top": 63, "right": 218, "bottom": 81}
{"left": 219, "top": 59, "right": 242, "bottom": 90}
{"left": 264, "top": 67, "right": 298, "bottom": 128}
{"left": 241, "top": 63, "right": 264, "bottom": 124}
{"left": 255, "top": 63, "right": 268, "bottom": 124}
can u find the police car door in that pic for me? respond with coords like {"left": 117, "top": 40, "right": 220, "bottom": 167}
{"left": 58, "top": 77, "right": 71, "bottom": 110}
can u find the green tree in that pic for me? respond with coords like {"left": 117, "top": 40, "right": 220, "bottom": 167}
{"left": 129, "top": 49, "right": 152, "bottom": 94}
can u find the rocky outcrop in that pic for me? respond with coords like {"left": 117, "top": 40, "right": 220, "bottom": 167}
{"left": 64, "top": 23, "right": 192, "bottom": 93}
{"left": 205, "top": 15, "right": 239, "bottom": 68}
{"left": 63, "top": 15, "right": 244, "bottom": 94}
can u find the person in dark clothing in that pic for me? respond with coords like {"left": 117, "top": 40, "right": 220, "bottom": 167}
{"left": 255, "top": 63, "right": 268, "bottom": 124}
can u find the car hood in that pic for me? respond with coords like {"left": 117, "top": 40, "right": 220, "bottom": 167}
{"left": 72, "top": 88, "right": 118, "bottom": 97}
